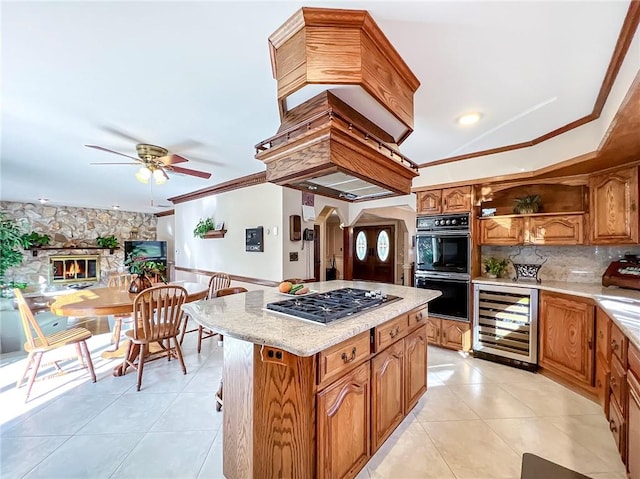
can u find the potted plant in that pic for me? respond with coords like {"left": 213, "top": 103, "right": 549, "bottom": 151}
{"left": 193, "top": 217, "right": 215, "bottom": 238}
{"left": 96, "top": 235, "right": 120, "bottom": 250}
{"left": 0, "top": 214, "right": 27, "bottom": 296}
{"left": 21, "top": 231, "right": 51, "bottom": 248}
{"left": 124, "top": 253, "right": 167, "bottom": 293}
{"left": 513, "top": 194, "right": 541, "bottom": 214}
{"left": 483, "top": 257, "right": 509, "bottom": 278}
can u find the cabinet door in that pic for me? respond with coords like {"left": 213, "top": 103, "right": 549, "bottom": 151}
{"left": 528, "top": 215, "right": 584, "bottom": 245}
{"left": 317, "top": 362, "right": 370, "bottom": 479}
{"left": 628, "top": 373, "right": 640, "bottom": 479}
{"left": 442, "top": 186, "right": 471, "bottom": 213}
{"left": 371, "top": 341, "right": 404, "bottom": 453}
{"left": 425, "top": 317, "right": 440, "bottom": 344}
{"left": 441, "top": 319, "right": 471, "bottom": 351}
{"left": 590, "top": 166, "right": 639, "bottom": 244}
{"left": 595, "top": 307, "right": 611, "bottom": 363}
{"left": 539, "top": 292, "right": 595, "bottom": 386}
{"left": 595, "top": 360, "right": 610, "bottom": 415}
{"left": 404, "top": 326, "right": 428, "bottom": 413}
{"left": 479, "top": 217, "right": 524, "bottom": 245}
{"left": 609, "top": 395, "right": 625, "bottom": 458}
{"left": 417, "top": 190, "right": 442, "bottom": 215}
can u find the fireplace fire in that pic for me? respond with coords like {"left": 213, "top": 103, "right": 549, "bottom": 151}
{"left": 50, "top": 255, "right": 100, "bottom": 285}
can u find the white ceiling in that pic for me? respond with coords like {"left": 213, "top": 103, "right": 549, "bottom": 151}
{"left": 1, "top": 1, "right": 632, "bottom": 213}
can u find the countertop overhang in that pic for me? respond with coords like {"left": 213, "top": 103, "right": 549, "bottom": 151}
{"left": 473, "top": 277, "right": 640, "bottom": 351}
{"left": 182, "top": 280, "right": 441, "bottom": 356}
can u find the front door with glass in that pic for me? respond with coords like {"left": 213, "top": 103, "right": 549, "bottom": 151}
{"left": 352, "top": 225, "right": 395, "bottom": 283}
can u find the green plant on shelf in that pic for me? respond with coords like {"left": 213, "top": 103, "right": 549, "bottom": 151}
{"left": 193, "top": 217, "right": 215, "bottom": 238}
{"left": 96, "top": 235, "right": 120, "bottom": 249}
{"left": 513, "top": 194, "right": 541, "bottom": 214}
{"left": 21, "top": 231, "right": 51, "bottom": 248}
{"left": 483, "top": 257, "right": 509, "bottom": 278}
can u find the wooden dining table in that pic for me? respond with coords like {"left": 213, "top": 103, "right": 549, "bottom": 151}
{"left": 50, "top": 281, "right": 209, "bottom": 376}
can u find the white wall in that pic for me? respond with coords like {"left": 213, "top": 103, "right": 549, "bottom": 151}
{"left": 174, "top": 183, "right": 284, "bottom": 282}
{"left": 413, "top": 28, "right": 640, "bottom": 187}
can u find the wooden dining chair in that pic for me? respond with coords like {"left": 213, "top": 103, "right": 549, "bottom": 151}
{"left": 123, "top": 284, "right": 188, "bottom": 391}
{"left": 13, "top": 289, "right": 96, "bottom": 402}
{"left": 107, "top": 273, "right": 135, "bottom": 349}
{"left": 179, "top": 272, "right": 231, "bottom": 352}
{"left": 211, "top": 286, "right": 248, "bottom": 412}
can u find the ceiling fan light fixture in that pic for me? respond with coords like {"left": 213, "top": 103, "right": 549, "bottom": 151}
{"left": 153, "top": 168, "right": 167, "bottom": 185}
{"left": 135, "top": 166, "right": 152, "bottom": 184}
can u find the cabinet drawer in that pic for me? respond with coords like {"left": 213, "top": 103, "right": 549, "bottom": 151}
{"left": 610, "top": 357, "right": 626, "bottom": 413}
{"left": 595, "top": 360, "right": 610, "bottom": 414}
{"left": 609, "top": 395, "right": 625, "bottom": 455}
{"left": 318, "top": 331, "right": 371, "bottom": 388}
{"left": 374, "top": 315, "right": 409, "bottom": 352}
{"left": 611, "top": 322, "right": 627, "bottom": 366}
{"left": 408, "top": 306, "right": 428, "bottom": 330}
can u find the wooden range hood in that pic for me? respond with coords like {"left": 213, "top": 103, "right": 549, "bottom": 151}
{"left": 255, "top": 7, "right": 421, "bottom": 201}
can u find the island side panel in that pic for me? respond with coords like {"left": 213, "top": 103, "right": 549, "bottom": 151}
{"left": 253, "top": 346, "right": 317, "bottom": 479}
{"left": 223, "top": 336, "right": 255, "bottom": 479}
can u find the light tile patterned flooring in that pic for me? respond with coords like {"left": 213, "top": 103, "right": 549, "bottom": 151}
{"left": 0, "top": 321, "right": 627, "bottom": 479}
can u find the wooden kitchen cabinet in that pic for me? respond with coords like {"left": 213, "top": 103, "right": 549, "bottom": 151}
{"left": 371, "top": 340, "right": 404, "bottom": 452}
{"left": 528, "top": 214, "right": 584, "bottom": 245}
{"left": 317, "top": 361, "right": 371, "bottom": 479}
{"left": 539, "top": 291, "right": 595, "bottom": 388}
{"left": 627, "top": 343, "right": 640, "bottom": 479}
{"left": 479, "top": 217, "right": 524, "bottom": 245}
{"left": 595, "top": 307, "right": 612, "bottom": 414}
{"left": 404, "top": 326, "right": 428, "bottom": 413}
{"left": 426, "top": 317, "right": 471, "bottom": 351}
{"left": 590, "top": 165, "right": 639, "bottom": 244}
{"left": 417, "top": 186, "right": 471, "bottom": 214}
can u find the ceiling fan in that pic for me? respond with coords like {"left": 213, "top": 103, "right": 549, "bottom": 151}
{"left": 86, "top": 143, "right": 212, "bottom": 184}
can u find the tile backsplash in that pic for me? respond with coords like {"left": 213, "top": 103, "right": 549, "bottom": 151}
{"left": 481, "top": 245, "right": 640, "bottom": 283}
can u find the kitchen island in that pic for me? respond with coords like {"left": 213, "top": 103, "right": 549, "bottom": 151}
{"left": 183, "top": 280, "right": 441, "bottom": 479}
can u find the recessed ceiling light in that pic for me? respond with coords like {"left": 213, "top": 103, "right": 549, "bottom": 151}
{"left": 457, "top": 112, "right": 482, "bottom": 126}
{"left": 38, "top": 198, "right": 49, "bottom": 204}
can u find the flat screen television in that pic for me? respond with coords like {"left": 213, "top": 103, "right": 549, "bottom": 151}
{"left": 124, "top": 240, "right": 167, "bottom": 260}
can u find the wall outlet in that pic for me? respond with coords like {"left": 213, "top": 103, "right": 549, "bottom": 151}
{"left": 289, "top": 252, "right": 298, "bottom": 261}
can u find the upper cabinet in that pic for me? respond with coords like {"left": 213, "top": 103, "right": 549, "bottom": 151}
{"left": 590, "top": 165, "right": 639, "bottom": 245}
{"left": 417, "top": 186, "right": 471, "bottom": 215}
{"left": 477, "top": 183, "right": 587, "bottom": 246}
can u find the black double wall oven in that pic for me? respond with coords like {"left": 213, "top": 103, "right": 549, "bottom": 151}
{"left": 415, "top": 213, "right": 471, "bottom": 322}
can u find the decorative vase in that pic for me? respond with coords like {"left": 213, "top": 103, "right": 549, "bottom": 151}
{"left": 129, "top": 275, "right": 152, "bottom": 294}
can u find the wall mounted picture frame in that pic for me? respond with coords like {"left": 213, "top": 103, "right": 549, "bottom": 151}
{"left": 215, "top": 221, "right": 225, "bottom": 231}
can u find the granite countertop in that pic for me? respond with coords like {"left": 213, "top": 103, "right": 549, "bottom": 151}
{"left": 182, "top": 280, "right": 441, "bottom": 357}
{"left": 472, "top": 277, "right": 640, "bottom": 351}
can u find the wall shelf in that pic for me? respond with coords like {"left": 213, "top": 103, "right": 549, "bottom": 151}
{"left": 203, "top": 230, "right": 227, "bottom": 239}
{"left": 29, "top": 246, "right": 120, "bottom": 257}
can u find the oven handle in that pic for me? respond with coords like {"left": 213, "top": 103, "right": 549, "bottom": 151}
{"left": 416, "top": 230, "right": 470, "bottom": 236}
{"left": 415, "top": 272, "right": 470, "bottom": 282}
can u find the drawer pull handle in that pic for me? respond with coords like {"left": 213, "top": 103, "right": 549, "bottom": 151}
{"left": 610, "top": 377, "right": 617, "bottom": 388}
{"left": 609, "top": 419, "right": 617, "bottom": 433}
{"left": 588, "top": 340, "right": 593, "bottom": 350}
{"left": 611, "top": 340, "right": 619, "bottom": 351}
{"left": 416, "top": 313, "right": 425, "bottom": 322}
{"left": 341, "top": 347, "right": 357, "bottom": 364}
{"left": 389, "top": 327, "right": 401, "bottom": 339}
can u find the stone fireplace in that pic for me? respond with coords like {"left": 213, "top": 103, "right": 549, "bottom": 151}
{"left": 50, "top": 255, "right": 100, "bottom": 285}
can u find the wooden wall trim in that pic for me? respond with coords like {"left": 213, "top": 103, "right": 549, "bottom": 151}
{"left": 418, "top": 1, "right": 640, "bottom": 169}
{"left": 167, "top": 172, "right": 267, "bottom": 205}
{"left": 175, "top": 265, "right": 280, "bottom": 287}
{"left": 154, "top": 209, "right": 174, "bottom": 218}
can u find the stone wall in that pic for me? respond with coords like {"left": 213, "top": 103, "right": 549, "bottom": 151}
{"left": 481, "top": 244, "right": 640, "bottom": 283}
{"left": 1, "top": 201, "right": 157, "bottom": 289}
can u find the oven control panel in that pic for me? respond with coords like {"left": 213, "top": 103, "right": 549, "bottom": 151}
{"left": 417, "top": 213, "right": 469, "bottom": 231}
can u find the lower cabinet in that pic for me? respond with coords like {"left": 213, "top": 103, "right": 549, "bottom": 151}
{"left": 426, "top": 317, "right": 471, "bottom": 351}
{"left": 404, "top": 326, "right": 428, "bottom": 413}
{"left": 371, "top": 340, "right": 404, "bottom": 452}
{"left": 538, "top": 291, "right": 595, "bottom": 388}
{"left": 317, "top": 362, "right": 371, "bottom": 479}
{"left": 628, "top": 343, "right": 640, "bottom": 479}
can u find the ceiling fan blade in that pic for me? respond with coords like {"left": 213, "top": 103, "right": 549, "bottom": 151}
{"left": 101, "top": 125, "right": 145, "bottom": 144}
{"left": 169, "top": 165, "right": 212, "bottom": 179}
{"left": 90, "top": 162, "right": 140, "bottom": 165}
{"left": 85, "top": 145, "right": 141, "bottom": 162}
{"left": 157, "top": 154, "right": 189, "bottom": 165}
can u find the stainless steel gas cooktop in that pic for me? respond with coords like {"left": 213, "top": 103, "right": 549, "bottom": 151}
{"left": 266, "top": 287, "right": 401, "bottom": 324}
